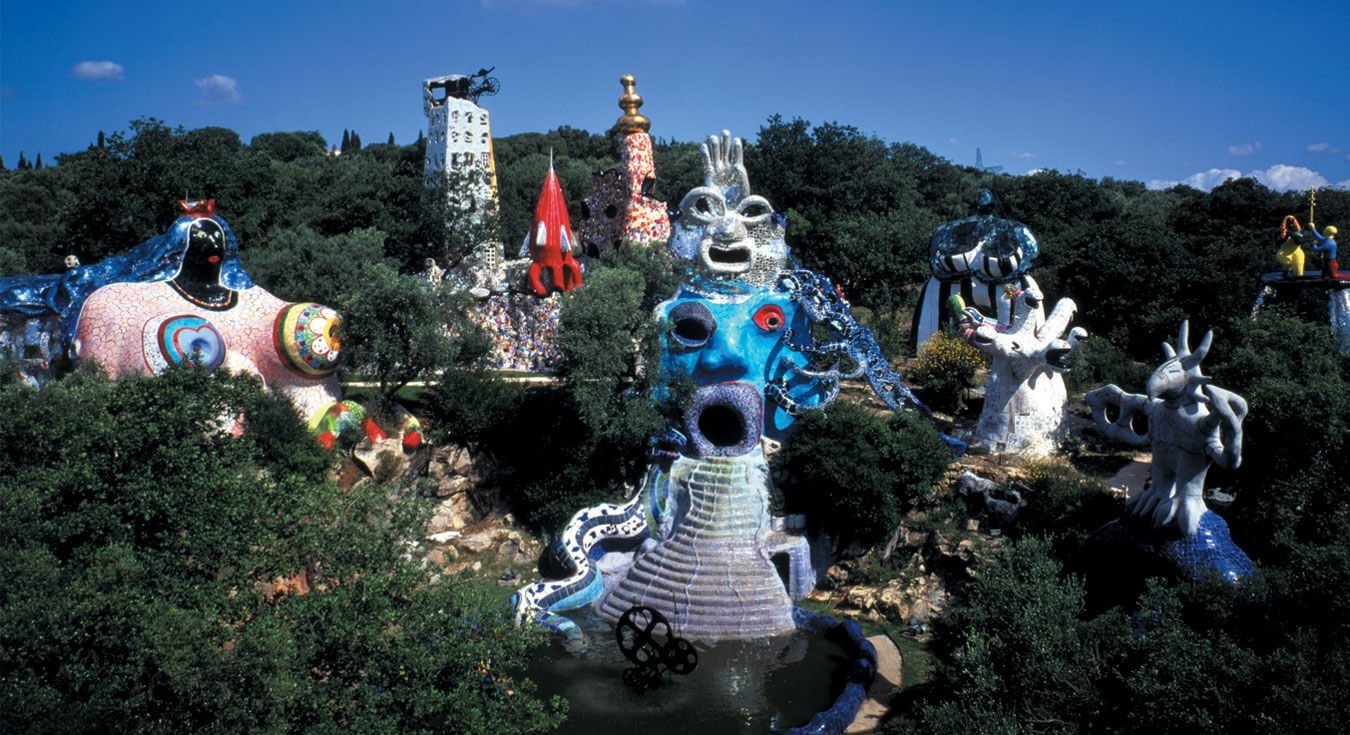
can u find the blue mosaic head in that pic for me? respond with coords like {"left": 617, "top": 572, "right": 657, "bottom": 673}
{"left": 657, "top": 286, "right": 829, "bottom": 457}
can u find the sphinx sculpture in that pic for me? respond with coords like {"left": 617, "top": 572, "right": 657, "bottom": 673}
{"left": 954, "top": 276, "right": 1084, "bottom": 455}
{"left": 1086, "top": 321, "right": 1254, "bottom": 581}
{"left": 1, "top": 200, "right": 346, "bottom": 433}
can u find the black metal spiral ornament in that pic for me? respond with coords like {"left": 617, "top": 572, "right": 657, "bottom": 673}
{"left": 615, "top": 605, "right": 698, "bottom": 693}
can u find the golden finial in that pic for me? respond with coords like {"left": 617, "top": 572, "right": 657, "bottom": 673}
{"left": 614, "top": 74, "right": 650, "bottom": 134}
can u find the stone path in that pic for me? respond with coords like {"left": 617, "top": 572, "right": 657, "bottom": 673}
{"left": 1106, "top": 453, "right": 1152, "bottom": 500}
{"left": 846, "top": 634, "right": 902, "bottom": 734}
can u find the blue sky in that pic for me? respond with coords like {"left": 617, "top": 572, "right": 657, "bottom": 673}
{"left": 2, "top": 0, "right": 1347, "bottom": 190}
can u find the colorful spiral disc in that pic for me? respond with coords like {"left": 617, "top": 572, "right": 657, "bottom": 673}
{"left": 142, "top": 314, "right": 226, "bottom": 373}
{"left": 274, "top": 302, "right": 342, "bottom": 377}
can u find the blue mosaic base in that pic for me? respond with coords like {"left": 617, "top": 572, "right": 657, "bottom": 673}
{"left": 788, "top": 605, "right": 877, "bottom": 735}
{"left": 1098, "top": 510, "right": 1256, "bottom": 584}
{"left": 1158, "top": 511, "right": 1255, "bottom": 583}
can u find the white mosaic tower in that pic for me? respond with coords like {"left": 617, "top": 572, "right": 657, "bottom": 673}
{"left": 422, "top": 74, "right": 498, "bottom": 220}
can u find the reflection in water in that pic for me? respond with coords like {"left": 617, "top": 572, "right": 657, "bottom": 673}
{"left": 526, "top": 610, "right": 850, "bottom": 735}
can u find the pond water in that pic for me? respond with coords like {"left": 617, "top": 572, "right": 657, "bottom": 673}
{"left": 526, "top": 609, "right": 851, "bottom": 735}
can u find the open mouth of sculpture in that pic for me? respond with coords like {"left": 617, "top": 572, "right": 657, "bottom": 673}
{"left": 970, "top": 330, "right": 996, "bottom": 348}
{"left": 702, "top": 239, "right": 753, "bottom": 273}
{"left": 1046, "top": 345, "right": 1073, "bottom": 371}
{"left": 683, "top": 382, "right": 763, "bottom": 457}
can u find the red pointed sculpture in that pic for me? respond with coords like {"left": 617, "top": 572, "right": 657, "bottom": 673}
{"left": 524, "top": 158, "right": 584, "bottom": 296}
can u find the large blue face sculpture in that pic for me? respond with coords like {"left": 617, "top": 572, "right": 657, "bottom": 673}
{"left": 658, "top": 288, "right": 825, "bottom": 456}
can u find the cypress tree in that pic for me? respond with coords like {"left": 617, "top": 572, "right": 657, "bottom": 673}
{"left": 17, "top": 152, "right": 28, "bottom": 170}
{"left": 350, "top": 131, "right": 362, "bottom": 151}
{"left": 35, "top": 153, "right": 43, "bottom": 170}
{"left": 387, "top": 132, "right": 395, "bottom": 145}
{"left": 97, "top": 131, "right": 106, "bottom": 149}
{"left": 341, "top": 129, "right": 350, "bottom": 151}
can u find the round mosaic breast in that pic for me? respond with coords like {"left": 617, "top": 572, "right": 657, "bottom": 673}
{"left": 274, "top": 303, "right": 342, "bottom": 377}
{"left": 142, "top": 314, "right": 226, "bottom": 373}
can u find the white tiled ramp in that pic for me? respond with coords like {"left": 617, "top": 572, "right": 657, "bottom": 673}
{"left": 597, "top": 452, "right": 796, "bottom": 639}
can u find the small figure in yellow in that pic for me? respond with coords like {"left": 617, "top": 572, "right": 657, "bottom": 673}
{"left": 1309, "top": 223, "right": 1341, "bottom": 279}
{"left": 1275, "top": 216, "right": 1307, "bottom": 277}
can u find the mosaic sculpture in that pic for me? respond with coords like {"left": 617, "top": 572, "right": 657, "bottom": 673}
{"left": 1252, "top": 193, "right": 1350, "bottom": 354}
{"left": 1086, "top": 321, "right": 1254, "bottom": 581}
{"left": 515, "top": 131, "right": 955, "bottom": 646}
{"left": 520, "top": 158, "right": 584, "bottom": 296}
{"left": 422, "top": 69, "right": 498, "bottom": 213}
{"left": 668, "top": 132, "right": 788, "bottom": 293}
{"left": 577, "top": 75, "right": 672, "bottom": 256}
{"left": 0, "top": 200, "right": 256, "bottom": 383}
{"left": 68, "top": 201, "right": 344, "bottom": 423}
{"left": 912, "top": 188, "right": 1039, "bottom": 348}
{"left": 953, "top": 276, "right": 1085, "bottom": 455}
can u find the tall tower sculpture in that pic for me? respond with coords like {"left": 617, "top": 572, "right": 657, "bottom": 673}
{"left": 422, "top": 71, "right": 499, "bottom": 215}
{"left": 577, "top": 74, "right": 671, "bottom": 256}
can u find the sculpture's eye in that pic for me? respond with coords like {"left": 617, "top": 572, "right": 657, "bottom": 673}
{"left": 580, "top": 201, "right": 591, "bottom": 220}
{"left": 753, "top": 304, "right": 786, "bottom": 332}
{"left": 738, "top": 197, "right": 773, "bottom": 220}
{"left": 641, "top": 176, "right": 657, "bottom": 198}
{"left": 679, "top": 187, "right": 726, "bottom": 222}
{"left": 604, "top": 204, "right": 619, "bottom": 219}
{"left": 669, "top": 302, "right": 716, "bottom": 348}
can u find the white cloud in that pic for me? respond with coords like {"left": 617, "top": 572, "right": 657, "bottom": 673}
{"left": 1227, "top": 141, "right": 1261, "bottom": 155}
{"left": 1011, "top": 151, "right": 1034, "bottom": 159}
{"left": 1337, "top": 180, "right": 1350, "bottom": 191}
{"left": 73, "top": 60, "right": 124, "bottom": 81}
{"left": 1148, "top": 164, "right": 1330, "bottom": 193}
{"left": 948, "top": 137, "right": 958, "bottom": 145}
{"left": 1147, "top": 168, "right": 1241, "bottom": 191}
{"left": 195, "top": 74, "right": 242, "bottom": 104}
{"left": 1024, "top": 168, "right": 1047, "bottom": 176}
{"left": 1113, "top": 159, "right": 1127, "bottom": 166}
{"left": 1251, "top": 164, "right": 1326, "bottom": 191}
{"left": 1305, "top": 142, "right": 1340, "bottom": 153}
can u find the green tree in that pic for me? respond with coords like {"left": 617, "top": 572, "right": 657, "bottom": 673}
{"left": 249, "top": 131, "right": 327, "bottom": 162}
{"left": 338, "top": 263, "right": 488, "bottom": 406}
{"left": 778, "top": 402, "right": 952, "bottom": 549}
{"left": 0, "top": 367, "right": 565, "bottom": 734}
{"left": 487, "top": 246, "right": 677, "bottom": 532}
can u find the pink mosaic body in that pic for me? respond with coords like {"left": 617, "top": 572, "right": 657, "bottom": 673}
{"left": 75, "top": 280, "right": 341, "bottom": 421}
{"left": 619, "top": 132, "right": 671, "bottom": 245}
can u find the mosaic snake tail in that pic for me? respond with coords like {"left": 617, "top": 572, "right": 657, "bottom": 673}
{"left": 511, "top": 492, "right": 650, "bottom": 648}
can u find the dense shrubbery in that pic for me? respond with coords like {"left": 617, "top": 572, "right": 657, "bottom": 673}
{"left": 1012, "top": 459, "right": 1122, "bottom": 549}
{"left": 778, "top": 402, "right": 953, "bottom": 549}
{"left": 909, "top": 331, "right": 984, "bottom": 411}
{"left": 1211, "top": 310, "right": 1350, "bottom": 558}
{"left": 1066, "top": 334, "right": 1150, "bottom": 395}
{"left": 0, "top": 368, "right": 564, "bottom": 734}
{"left": 421, "top": 246, "right": 680, "bottom": 533}
{"left": 886, "top": 536, "right": 1350, "bottom": 734}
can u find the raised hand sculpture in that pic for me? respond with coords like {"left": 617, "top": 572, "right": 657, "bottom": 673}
{"left": 956, "top": 276, "right": 1084, "bottom": 455}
